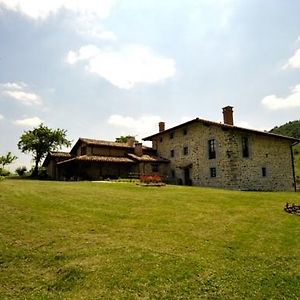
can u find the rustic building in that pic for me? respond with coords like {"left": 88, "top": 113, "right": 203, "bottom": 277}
{"left": 43, "top": 137, "right": 169, "bottom": 180}
{"left": 143, "top": 106, "right": 299, "bottom": 191}
{"left": 43, "top": 106, "right": 298, "bottom": 191}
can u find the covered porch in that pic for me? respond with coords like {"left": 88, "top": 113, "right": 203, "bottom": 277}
{"left": 56, "top": 155, "right": 136, "bottom": 180}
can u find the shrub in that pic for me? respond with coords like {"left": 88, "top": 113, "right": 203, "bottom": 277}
{"left": 140, "top": 175, "right": 162, "bottom": 184}
{"left": 0, "top": 168, "right": 10, "bottom": 177}
{"left": 16, "top": 166, "right": 27, "bottom": 176}
{"left": 38, "top": 167, "right": 48, "bottom": 179}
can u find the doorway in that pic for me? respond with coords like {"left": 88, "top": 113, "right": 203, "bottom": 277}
{"left": 183, "top": 167, "right": 192, "bottom": 186}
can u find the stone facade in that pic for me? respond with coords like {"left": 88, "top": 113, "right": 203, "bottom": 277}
{"left": 43, "top": 108, "right": 298, "bottom": 191}
{"left": 144, "top": 117, "right": 297, "bottom": 191}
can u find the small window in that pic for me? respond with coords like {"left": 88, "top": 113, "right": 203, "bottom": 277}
{"left": 183, "top": 128, "right": 188, "bottom": 135}
{"left": 242, "top": 137, "right": 249, "bottom": 158}
{"left": 152, "top": 163, "right": 159, "bottom": 172}
{"left": 81, "top": 146, "right": 87, "bottom": 155}
{"left": 210, "top": 167, "right": 216, "bottom": 178}
{"left": 170, "top": 132, "right": 174, "bottom": 139}
{"left": 171, "top": 170, "right": 175, "bottom": 178}
{"left": 183, "top": 146, "right": 188, "bottom": 155}
{"left": 159, "top": 137, "right": 163, "bottom": 143}
{"left": 262, "top": 167, "right": 267, "bottom": 177}
{"left": 170, "top": 149, "right": 174, "bottom": 157}
{"left": 208, "top": 139, "right": 216, "bottom": 159}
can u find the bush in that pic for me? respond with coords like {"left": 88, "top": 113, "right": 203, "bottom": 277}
{"left": 0, "top": 168, "right": 10, "bottom": 177}
{"left": 140, "top": 175, "right": 162, "bottom": 184}
{"left": 16, "top": 166, "right": 27, "bottom": 176}
{"left": 38, "top": 167, "right": 48, "bottom": 179}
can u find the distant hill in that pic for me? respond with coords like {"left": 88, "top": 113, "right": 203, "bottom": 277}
{"left": 269, "top": 120, "right": 300, "bottom": 139}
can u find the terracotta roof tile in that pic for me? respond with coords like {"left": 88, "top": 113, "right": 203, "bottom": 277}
{"left": 143, "top": 118, "right": 300, "bottom": 142}
{"left": 49, "top": 151, "right": 71, "bottom": 157}
{"left": 79, "top": 138, "right": 133, "bottom": 148}
{"left": 57, "top": 155, "right": 135, "bottom": 165}
{"left": 127, "top": 153, "right": 169, "bottom": 163}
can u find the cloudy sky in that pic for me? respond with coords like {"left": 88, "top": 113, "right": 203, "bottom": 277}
{"left": 1, "top": 0, "right": 300, "bottom": 170}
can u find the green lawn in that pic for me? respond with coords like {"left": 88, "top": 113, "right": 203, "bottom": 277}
{"left": 0, "top": 180, "right": 300, "bottom": 299}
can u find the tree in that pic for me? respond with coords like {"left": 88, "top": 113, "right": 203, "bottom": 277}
{"left": 16, "top": 166, "right": 27, "bottom": 176}
{"left": 269, "top": 120, "right": 300, "bottom": 139}
{"left": 115, "top": 135, "right": 138, "bottom": 143}
{"left": 18, "top": 124, "right": 71, "bottom": 177}
{"left": 0, "top": 151, "right": 17, "bottom": 169}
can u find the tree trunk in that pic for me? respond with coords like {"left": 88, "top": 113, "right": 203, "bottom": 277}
{"left": 31, "top": 160, "right": 39, "bottom": 177}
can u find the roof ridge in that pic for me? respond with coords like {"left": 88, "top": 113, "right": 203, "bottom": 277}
{"left": 143, "top": 117, "right": 300, "bottom": 142}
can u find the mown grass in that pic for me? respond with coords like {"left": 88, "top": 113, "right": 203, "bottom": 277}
{"left": 0, "top": 179, "right": 300, "bottom": 299}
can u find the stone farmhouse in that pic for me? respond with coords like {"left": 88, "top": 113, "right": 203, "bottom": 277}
{"left": 43, "top": 106, "right": 299, "bottom": 191}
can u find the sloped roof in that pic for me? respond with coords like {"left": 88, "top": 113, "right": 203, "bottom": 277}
{"left": 49, "top": 151, "right": 71, "bottom": 157}
{"left": 70, "top": 137, "right": 134, "bottom": 155}
{"left": 127, "top": 153, "right": 169, "bottom": 163}
{"left": 79, "top": 138, "right": 133, "bottom": 148}
{"left": 57, "top": 155, "right": 135, "bottom": 165}
{"left": 42, "top": 151, "right": 71, "bottom": 166}
{"left": 143, "top": 118, "right": 300, "bottom": 143}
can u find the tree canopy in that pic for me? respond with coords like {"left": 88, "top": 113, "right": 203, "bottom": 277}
{"left": 269, "top": 120, "right": 300, "bottom": 139}
{"left": 18, "top": 123, "right": 71, "bottom": 177}
{"left": 115, "top": 135, "right": 138, "bottom": 143}
{"left": 0, "top": 152, "right": 17, "bottom": 169}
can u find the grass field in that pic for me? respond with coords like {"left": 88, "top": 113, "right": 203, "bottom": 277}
{"left": 1, "top": 179, "right": 300, "bottom": 299}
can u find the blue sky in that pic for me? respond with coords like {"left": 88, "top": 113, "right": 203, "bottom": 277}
{"left": 1, "top": 0, "right": 300, "bottom": 170}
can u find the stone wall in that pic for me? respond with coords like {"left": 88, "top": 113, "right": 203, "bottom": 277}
{"left": 153, "top": 122, "right": 294, "bottom": 191}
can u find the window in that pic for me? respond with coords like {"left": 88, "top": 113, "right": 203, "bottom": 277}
{"left": 170, "top": 132, "right": 174, "bottom": 139}
{"left": 171, "top": 170, "right": 175, "bottom": 178}
{"left": 152, "top": 163, "right": 159, "bottom": 172}
{"left": 262, "top": 167, "right": 267, "bottom": 177}
{"left": 183, "top": 146, "right": 188, "bottom": 155}
{"left": 242, "top": 137, "right": 249, "bottom": 158}
{"left": 81, "top": 146, "right": 87, "bottom": 155}
{"left": 170, "top": 149, "right": 174, "bottom": 157}
{"left": 159, "top": 137, "right": 163, "bottom": 143}
{"left": 183, "top": 128, "right": 188, "bottom": 135}
{"left": 210, "top": 167, "right": 216, "bottom": 178}
{"left": 208, "top": 139, "right": 216, "bottom": 159}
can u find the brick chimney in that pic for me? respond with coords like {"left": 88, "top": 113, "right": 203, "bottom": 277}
{"left": 159, "top": 122, "right": 165, "bottom": 132}
{"left": 222, "top": 106, "right": 234, "bottom": 125}
{"left": 127, "top": 136, "right": 135, "bottom": 147}
{"left": 134, "top": 143, "right": 143, "bottom": 156}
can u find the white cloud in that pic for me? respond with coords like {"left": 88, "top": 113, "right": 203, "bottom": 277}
{"left": 66, "top": 44, "right": 176, "bottom": 89}
{"left": 0, "top": 0, "right": 115, "bottom": 41}
{"left": 14, "top": 117, "right": 43, "bottom": 127}
{"left": 283, "top": 48, "right": 300, "bottom": 69}
{"left": 108, "top": 114, "right": 161, "bottom": 138}
{"left": 0, "top": 82, "right": 42, "bottom": 105}
{"left": 261, "top": 84, "right": 300, "bottom": 110}
{"left": 79, "top": 28, "right": 117, "bottom": 41}
{"left": 0, "top": 114, "right": 4, "bottom": 120}
{"left": 66, "top": 45, "right": 100, "bottom": 64}
{"left": 0, "top": 0, "right": 113, "bottom": 20}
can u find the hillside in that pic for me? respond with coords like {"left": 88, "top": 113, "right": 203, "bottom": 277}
{"left": 270, "top": 120, "right": 300, "bottom": 181}
{"left": 1, "top": 180, "right": 300, "bottom": 299}
{"left": 270, "top": 120, "right": 300, "bottom": 139}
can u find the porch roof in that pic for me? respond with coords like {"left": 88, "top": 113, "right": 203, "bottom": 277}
{"left": 57, "top": 155, "right": 135, "bottom": 165}
{"left": 127, "top": 153, "right": 169, "bottom": 163}
{"left": 42, "top": 151, "right": 72, "bottom": 167}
